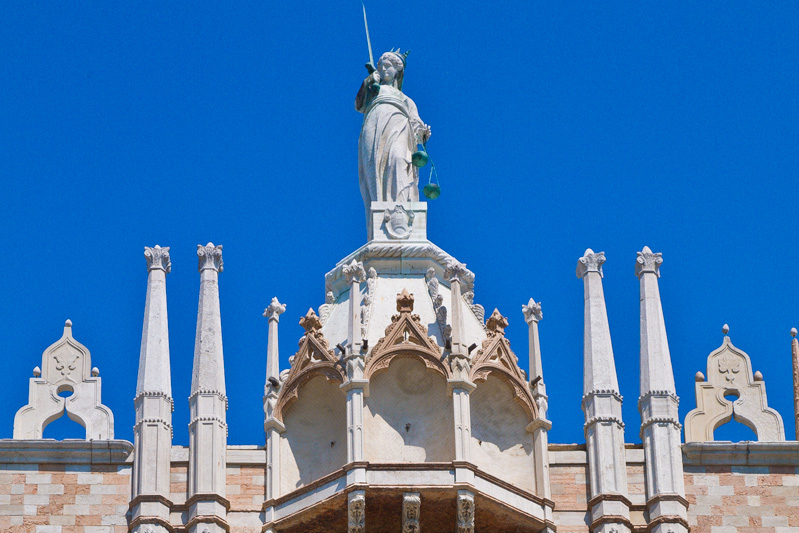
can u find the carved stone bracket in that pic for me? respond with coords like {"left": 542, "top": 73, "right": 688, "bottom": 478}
{"left": 402, "top": 492, "right": 421, "bottom": 533}
{"left": 348, "top": 490, "right": 366, "bottom": 533}
{"left": 144, "top": 245, "right": 171, "bottom": 273}
{"left": 576, "top": 249, "right": 605, "bottom": 279}
{"left": 273, "top": 309, "right": 345, "bottom": 422}
{"left": 197, "top": 243, "right": 223, "bottom": 272}
{"left": 456, "top": 490, "right": 475, "bottom": 533}
{"left": 13, "top": 320, "right": 114, "bottom": 440}
{"left": 685, "top": 334, "right": 785, "bottom": 442}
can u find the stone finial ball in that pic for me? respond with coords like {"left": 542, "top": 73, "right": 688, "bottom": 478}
{"left": 792, "top": 327, "right": 797, "bottom": 338}
{"left": 722, "top": 324, "right": 729, "bottom": 335}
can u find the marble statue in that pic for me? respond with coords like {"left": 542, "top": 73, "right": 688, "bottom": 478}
{"left": 356, "top": 50, "right": 431, "bottom": 221}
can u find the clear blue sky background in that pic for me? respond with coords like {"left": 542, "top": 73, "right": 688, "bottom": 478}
{"left": 1, "top": 3, "right": 798, "bottom": 446}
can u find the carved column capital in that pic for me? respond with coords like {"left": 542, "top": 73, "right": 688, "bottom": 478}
{"left": 576, "top": 249, "right": 605, "bottom": 278}
{"left": 444, "top": 261, "right": 474, "bottom": 285}
{"left": 635, "top": 246, "right": 663, "bottom": 278}
{"left": 263, "top": 297, "right": 286, "bottom": 322}
{"left": 343, "top": 260, "right": 367, "bottom": 285}
{"left": 522, "top": 298, "right": 542, "bottom": 324}
{"left": 197, "top": 243, "right": 223, "bottom": 272}
{"left": 144, "top": 245, "right": 171, "bottom": 273}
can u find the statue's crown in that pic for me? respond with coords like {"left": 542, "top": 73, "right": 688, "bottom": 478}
{"left": 389, "top": 48, "right": 410, "bottom": 66}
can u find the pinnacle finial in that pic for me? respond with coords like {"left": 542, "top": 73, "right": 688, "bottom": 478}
{"left": 65, "top": 319, "right": 72, "bottom": 328}
{"left": 576, "top": 249, "right": 605, "bottom": 278}
{"left": 722, "top": 324, "right": 730, "bottom": 336}
{"left": 263, "top": 297, "right": 287, "bottom": 322}
{"left": 635, "top": 246, "right": 663, "bottom": 278}
{"left": 791, "top": 327, "right": 797, "bottom": 338}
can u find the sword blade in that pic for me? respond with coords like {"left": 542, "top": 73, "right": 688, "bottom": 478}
{"left": 362, "top": 3, "right": 374, "bottom": 68}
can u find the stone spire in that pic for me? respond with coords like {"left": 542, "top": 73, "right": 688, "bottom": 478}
{"left": 263, "top": 297, "right": 286, "bottom": 390}
{"left": 791, "top": 327, "right": 798, "bottom": 439}
{"left": 131, "top": 245, "right": 174, "bottom": 533}
{"left": 576, "top": 249, "right": 631, "bottom": 533}
{"left": 635, "top": 246, "right": 688, "bottom": 533}
{"left": 188, "top": 243, "right": 228, "bottom": 533}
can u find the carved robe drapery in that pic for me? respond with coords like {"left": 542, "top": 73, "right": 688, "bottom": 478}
{"left": 357, "top": 83, "right": 425, "bottom": 220}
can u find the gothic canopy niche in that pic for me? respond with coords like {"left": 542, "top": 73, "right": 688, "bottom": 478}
{"left": 364, "top": 289, "right": 450, "bottom": 381}
{"left": 273, "top": 309, "right": 346, "bottom": 423}
{"left": 13, "top": 320, "right": 114, "bottom": 440}
{"left": 685, "top": 332, "right": 785, "bottom": 442}
{"left": 469, "top": 309, "right": 538, "bottom": 423}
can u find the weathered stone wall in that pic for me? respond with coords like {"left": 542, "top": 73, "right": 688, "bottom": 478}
{"left": 0, "top": 440, "right": 132, "bottom": 533}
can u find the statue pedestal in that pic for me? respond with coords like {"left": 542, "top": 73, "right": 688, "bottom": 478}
{"left": 368, "top": 202, "right": 427, "bottom": 242}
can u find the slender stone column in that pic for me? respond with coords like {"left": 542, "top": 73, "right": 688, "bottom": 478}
{"left": 577, "top": 249, "right": 631, "bottom": 533}
{"left": 130, "top": 246, "right": 174, "bottom": 533}
{"left": 263, "top": 297, "right": 286, "bottom": 516}
{"left": 187, "top": 243, "right": 229, "bottom": 533}
{"left": 523, "top": 299, "right": 553, "bottom": 527}
{"left": 792, "top": 328, "right": 799, "bottom": 439}
{"left": 636, "top": 246, "right": 688, "bottom": 533}
{"left": 341, "top": 260, "right": 368, "bottom": 466}
{"left": 445, "top": 261, "right": 476, "bottom": 463}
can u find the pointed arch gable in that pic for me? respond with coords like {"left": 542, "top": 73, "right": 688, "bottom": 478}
{"left": 274, "top": 312, "right": 346, "bottom": 423}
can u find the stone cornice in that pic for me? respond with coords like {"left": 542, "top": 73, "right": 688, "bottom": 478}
{"left": 584, "top": 415, "right": 625, "bottom": 430}
{"left": 0, "top": 439, "right": 133, "bottom": 464}
{"left": 582, "top": 388, "right": 624, "bottom": 406}
{"left": 682, "top": 441, "right": 799, "bottom": 465}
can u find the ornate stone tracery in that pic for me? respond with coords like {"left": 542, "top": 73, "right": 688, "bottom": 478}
{"left": 273, "top": 309, "right": 345, "bottom": 422}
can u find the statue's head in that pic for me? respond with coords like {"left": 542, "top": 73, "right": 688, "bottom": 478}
{"left": 377, "top": 50, "right": 408, "bottom": 90}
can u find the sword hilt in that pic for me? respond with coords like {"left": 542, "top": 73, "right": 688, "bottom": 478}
{"left": 365, "top": 62, "right": 375, "bottom": 74}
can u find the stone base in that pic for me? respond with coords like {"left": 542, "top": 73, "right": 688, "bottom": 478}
{"left": 368, "top": 202, "right": 427, "bottom": 242}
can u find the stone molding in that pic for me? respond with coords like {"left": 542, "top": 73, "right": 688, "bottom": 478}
{"left": 13, "top": 320, "right": 114, "bottom": 440}
{"left": 685, "top": 336, "right": 785, "bottom": 442}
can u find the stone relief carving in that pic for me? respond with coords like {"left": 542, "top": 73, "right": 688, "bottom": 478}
{"left": 402, "top": 492, "right": 421, "bottom": 533}
{"left": 13, "top": 320, "right": 114, "bottom": 440}
{"left": 383, "top": 204, "right": 416, "bottom": 239}
{"left": 348, "top": 490, "right": 366, "bottom": 533}
{"left": 685, "top": 332, "right": 785, "bottom": 442}
{"left": 318, "top": 290, "right": 336, "bottom": 325}
{"left": 456, "top": 490, "right": 475, "bottom": 533}
{"left": 462, "top": 290, "right": 485, "bottom": 324}
{"left": 361, "top": 267, "right": 378, "bottom": 338}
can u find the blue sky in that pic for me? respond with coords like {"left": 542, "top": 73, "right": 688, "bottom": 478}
{"left": 1, "top": 2, "right": 798, "bottom": 446}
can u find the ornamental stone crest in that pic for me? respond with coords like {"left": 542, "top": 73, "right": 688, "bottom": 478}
{"left": 383, "top": 204, "right": 416, "bottom": 239}
{"left": 348, "top": 491, "right": 366, "bottom": 533}
{"left": 456, "top": 490, "right": 475, "bottom": 533}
